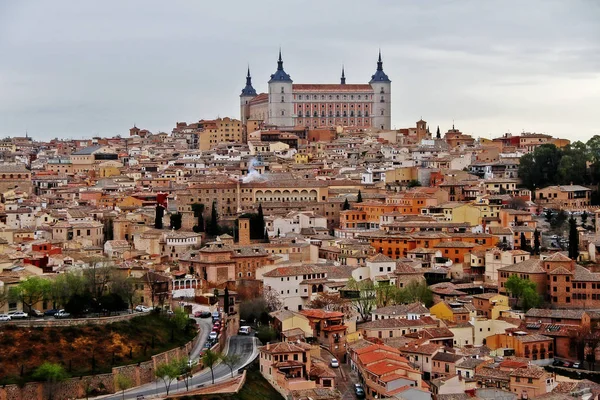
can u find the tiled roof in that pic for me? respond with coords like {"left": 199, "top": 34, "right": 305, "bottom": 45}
{"left": 432, "top": 352, "right": 464, "bottom": 363}
{"left": 510, "top": 365, "right": 547, "bottom": 378}
{"left": 497, "top": 258, "right": 545, "bottom": 273}
{"left": 525, "top": 308, "right": 587, "bottom": 320}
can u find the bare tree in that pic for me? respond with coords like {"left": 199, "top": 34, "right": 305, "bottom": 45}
{"left": 263, "top": 286, "right": 283, "bottom": 311}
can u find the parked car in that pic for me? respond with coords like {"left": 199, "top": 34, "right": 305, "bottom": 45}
{"left": 54, "top": 309, "right": 71, "bottom": 319}
{"left": 330, "top": 358, "right": 339, "bottom": 368}
{"left": 238, "top": 326, "right": 251, "bottom": 335}
{"left": 44, "top": 309, "right": 59, "bottom": 317}
{"left": 8, "top": 311, "right": 28, "bottom": 319}
{"left": 135, "top": 305, "right": 151, "bottom": 312}
{"left": 199, "top": 311, "right": 212, "bottom": 318}
{"left": 209, "top": 331, "right": 218, "bottom": 340}
{"left": 553, "top": 359, "right": 562, "bottom": 366}
{"left": 193, "top": 311, "right": 202, "bottom": 318}
{"left": 0, "top": 314, "right": 10, "bottom": 322}
{"left": 563, "top": 361, "right": 572, "bottom": 367}
{"left": 212, "top": 311, "right": 220, "bottom": 322}
{"left": 354, "top": 383, "right": 365, "bottom": 398}
{"left": 30, "top": 309, "right": 44, "bottom": 318}
{"left": 573, "top": 362, "right": 581, "bottom": 369}
{"left": 203, "top": 341, "right": 212, "bottom": 350}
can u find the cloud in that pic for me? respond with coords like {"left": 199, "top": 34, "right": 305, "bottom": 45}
{"left": 0, "top": 0, "right": 598, "bottom": 140}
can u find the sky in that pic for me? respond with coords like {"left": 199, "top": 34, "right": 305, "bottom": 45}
{"left": 0, "top": 0, "right": 599, "bottom": 142}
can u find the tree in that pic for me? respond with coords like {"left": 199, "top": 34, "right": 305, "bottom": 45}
{"left": 436, "top": 125, "right": 441, "bottom": 139}
{"left": 207, "top": 201, "right": 220, "bottom": 236}
{"left": 10, "top": 276, "right": 52, "bottom": 314}
{"left": 544, "top": 208, "right": 554, "bottom": 223}
{"left": 342, "top": 198, "right": 350, "bottom": 210}
{"left": 551, "top": 210, "right": 568, "bottom": 230}
{"left": 201, "top": 349, "right": 220, "bottom": 384}
{"left": 356, "top": 190, "right": 363, "bottom": 203}
{"left": 569, "top": 216, "right": 580, "bottom": 260}
{"left": 533, "top": 229, "right": 541, "bottom": 255}
{"left": 256, "top": 326, "right": 277, "bottom": 344}
{"left": 520, "top": 232, "right": 530, "bottom": 253}
{"left": 224, "top": 287, "right": 230, "bottom": 314}
{"left": 33, "top": 362, "right": 68, "bottom": 400}
{"left": 504, "top": 275, "right": 541, "bottom": 311}
{"left": 258, "top": 203, "right": 265, "bottom": 239}
{"left": 264, "top": 228, "right": 270, "bottom": 243}
{"left": 221, "top": 353, "right": 241, "bottom": 378}
{"left": 345, "top": 278, "right": 376, "bottom": 322}
{"left": 169, "top": 213, "right": 182, "bottom": 230}
{"left": 172, "top": 307, "right": 189, "bottom": 331}
{"left": 396, "top": 280, "right": 434, "bottom": 307}
{"left": 375, "top": 283, "right": 400, "bottom": 307}
{"left": 263, "top": 286, "right": 283, "bottom": 312}
{"left": 191, "top": 203, "right": 205, "bottom": 233}
{"left": 111, "top": 274, "right": 138, "bottom": 310}
{"left": 174, "top": 357, "right": 192, "bottom": 391}
{"left": 115, "top": 374, "right": 133, "bottom": 400}
{"left": 582, "top": 211, "right": 589, "bottom": 227}
{"left": 408, "top": 179, "right": 421, "bottom": 188}
{"left": 155, "top": 360, "right": 179, "bottom": 395}
{"left": 155, "top": 204, "right": 164, "bottom": 229}
{"left": 239, "top": 297, "right": 269, "bottom": 325}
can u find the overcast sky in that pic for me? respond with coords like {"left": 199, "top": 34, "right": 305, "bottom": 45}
{"left": 0, "top": 0, "right": 599, "bottom": 142}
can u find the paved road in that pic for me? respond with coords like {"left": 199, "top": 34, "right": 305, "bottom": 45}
{"left": 101, "top": 335, "right": 258, "bottom": 400}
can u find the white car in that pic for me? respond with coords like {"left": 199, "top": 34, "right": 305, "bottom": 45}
{"left": 8, "top": 311, "right": 28, "bottom": 319}
{"left": 135, "top": 305, "right": 151, "bottom": 312}
{"left": 0, "top": 314, "right": 10, "bottom": 321}
{"left": 209, "top": 331, "right": 218, "bottom": 340}
{"left": 330, "top": 358, "right": 339, "bottom": 368}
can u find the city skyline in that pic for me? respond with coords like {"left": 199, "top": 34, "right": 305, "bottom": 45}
{"left": 1, "top": 0, "right": 599, "bottom": 140}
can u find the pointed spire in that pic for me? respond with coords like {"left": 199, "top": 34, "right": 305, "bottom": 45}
{"left": 341, "top": 65, "right": 346, "bottom": 85}
{"left": 277, "top": 48, "right": 284, "bottom": 71}
{"left": 246, "top": 65, "right": 252, "bottom": 86}
{"left": 377, "top": 49, "right": 383, "bottom": 71}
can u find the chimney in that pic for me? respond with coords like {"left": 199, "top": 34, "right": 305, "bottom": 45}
{"left": 267, "top": 342, "right": 270, "bottom": 350}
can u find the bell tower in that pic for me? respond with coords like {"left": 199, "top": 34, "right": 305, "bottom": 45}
{"left": 369, "top": 50, "right": 392, "bottom": 130}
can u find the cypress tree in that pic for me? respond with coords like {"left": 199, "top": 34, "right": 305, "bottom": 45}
{"left": 258, "top": 204, "right": 265, "bottom": 239}
{"left": 209, "top": 201, "right": 219, "bottom": 236}
{"left": 533, "top": 229, "right": 540, "bottom": 255}
{"left": 343, "top": 198, "right": 350, "bottom": 210}
{"left": 520, "top": 232, "right": 530, "bottom": 252}
{"left": 264, "top": 228, "right": 270, "bottom": 243}
{"left": 155, "top": 205, "right": 164, "bottom": 229}
{"left": 357, "top": 190, "right": 363, "bottom": 203}
{"left": 569, "top": 216, "right": 579, "bottom": 260}
{"left": 224, "top": 287, "right": 230, "bottom": 314}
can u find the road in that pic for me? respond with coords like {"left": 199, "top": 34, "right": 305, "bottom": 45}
{"left": 101, "top": 335, "right": 258, "bottom": 400}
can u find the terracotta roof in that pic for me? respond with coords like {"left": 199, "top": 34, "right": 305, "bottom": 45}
{"left": 510, "top": 365, "right": 547, "bottom": 378}
{"left": 497, "top": 258, "right": 545, "bottom": 273}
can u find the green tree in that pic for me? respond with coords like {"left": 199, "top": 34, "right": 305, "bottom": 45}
{"left": 172, "top": 307, "right": 189, "bottom": 331}
{"left": 396, "top": 280, "right": 434, "bottom": 307}
{"left": 551, "top": 210, "right": 568, "bottom": 230}
{"left": 544, "top": 208, "right": 554, "bottom": 223}
{"left": 504, "top": 275, "right": 541, "bottom": 310}
{"left": 221, "top": 353, "right": 241, "bottom": 378}
{"left": 115, "top": 374, "right": 133, "bottom": 400}
{"left": 256, "top": 326, "right": 277, "bottom": 344}
{"left": 520, "top": 232, "right": 530, "bottom": 253}
{"left": 155, "top": 360, "right": 179, "bottom": 395}
{"left": 357, "top": 190, "right": 363, "bottom": 203}
{"left": 174, "top": 357, "right": 192, "bottom": 391}
{"left": 258, "top": 203, "right": 265, "bottom": 239}
{"left": 264, "top": 228, "right": 270, "bottom": 243}
{"left": 10, "top": 276, "right": 52, "bottom": 315}
{"left": 582, "top": 211, "right": 589, "bottom": 227}
{"left": 533, "top": 229, "right": 541, "bottom": 255}
{"left": 191, "top": 203, "right": 205, "bottom": 233}
{"left": 201, "top": 349, "right": 220, "bottom": 384}
{"left": 569, "top": 216, "right": 580, "bottom": 260}
{"left": 33, "top": 362, "right": 68, "bottom": 400}
{"left": 408, "top": 179, "right": 421, "bottom": 188}
{"left": 345, "top": 278, "right": 376, "bottom": 322}
{"left": 169, "top": 212, "right": 182, "bottom": 230}
{"left": 155, "top": 204, "right": 164, "bottom": 229}
{"left": 208, "top": 201, "right": 219, "bottom": 236}
{"left": 375, "top": 283, "right": 399, "bottom": 307}
{"left": 342, "top": 198, "right": 350, "bottom": 210}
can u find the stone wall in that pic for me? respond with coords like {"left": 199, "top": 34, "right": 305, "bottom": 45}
{"left": 6, "top": 311, "right": 150, "bottom": 328}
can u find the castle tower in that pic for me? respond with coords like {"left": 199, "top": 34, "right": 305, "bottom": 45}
{"left": 238, "top": 217, "right": 250, "bottom": 245}
{"left": 369, "top": 50, "right": 392, "bottom": 130}
{"left": 240, "top": 66, "right": 257, "bottom": 124}
{"left": 267, "top": 49, "right": 294, "bottom": 127}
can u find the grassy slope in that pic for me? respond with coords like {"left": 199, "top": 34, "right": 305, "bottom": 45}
{"left": 0, "top": 313, "right": 196, "bottom": 385}
{"left": 173, "top": 365, "right": 284, "bottom": 400}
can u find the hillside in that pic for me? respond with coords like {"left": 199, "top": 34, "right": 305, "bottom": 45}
{"left": 0, "top": 313, "right": 196, "bottom": 385}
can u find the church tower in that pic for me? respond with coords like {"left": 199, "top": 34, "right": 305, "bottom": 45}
{"left": 267, "top": 50, "right": 294, "bottom": 127}
{"left": 240, "top": 66, "right": 257, "bottom": 124}
{"left": 369, "top": 50, "right": 392, "bottom": 130}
